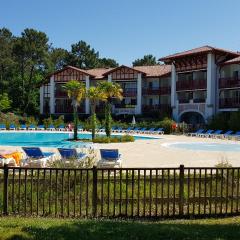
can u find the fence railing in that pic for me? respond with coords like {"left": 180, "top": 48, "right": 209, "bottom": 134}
{"left": 1, "top": 165, "right": 240, "bottom": 218}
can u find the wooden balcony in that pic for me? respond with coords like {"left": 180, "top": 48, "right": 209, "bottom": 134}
{"left": 55, "top": 91, "right": 68, "bottom": 98}
{"left": 219, "top": 98, "right": 240, "bottom": 108}
{"left": 142, "top": 87, "right": 171, "bottom": 95}
{"left": 176, "top": 79, "right": 207, "bottom": 91}
{"left": 55, "top": 102, "right": 85, "bottom": 114}
{"left": 219, "top": 77, "right": 240, "bottom": 89}
{"left": 122, "top": 88, "right": 137, "bottom": 97}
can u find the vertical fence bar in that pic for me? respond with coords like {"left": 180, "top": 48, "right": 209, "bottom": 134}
{"left": 92, "top": 167, "right": 97, "bottom": 217}
{"left": 3, "top": 164, "right": 9, "bottom": 215}
{"left": 179, "top": 165, "right": 184, "bottom": 217}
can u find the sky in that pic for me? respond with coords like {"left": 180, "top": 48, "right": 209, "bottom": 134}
{"left": 1, "top": 0, "right": 240, "bottom": 65}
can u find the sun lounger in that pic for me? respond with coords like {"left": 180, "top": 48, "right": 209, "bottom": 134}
{"left": 115, "top": 127, "right": 123, "bottom": 133}
{"left": 97, "top": 149, "right": 122, "bottom": 168}
{"left": 47, "top": 124, "right": 55, "bottom": 131}
{"left": 58, "top": 148, "right": 87, "bottom": 162}
{"left": 209, "top": 130, "right": 223, "bottom": 138}
{"left": 122, "top": 127, "right": 133, "bottom": 133}
{"left": 188, "top": 129, "right": 205, "bottom": 136}
{"left": 56, "top": 125, "right": 65, "bottom": 131}
{"left": 130, "top": 127, "right": 140, "bottom": 133}
{"left": 198, "top": 129, "right": 214, "bottom": 137}
{"left": 137, "top": 127, "right": 147, "bottom": 134}
{"left": 0, "top": 124, "right": 6, "bottom": 130}
{"left": 29, "top": 124, "right": 37, "bottom": 130}
{"left": 218, "top": 130, "right": 233, "bottom": 139}
{"left": 0, "top": 155, "right": 16, "bottom": 167}
{"left": 22, "top": 147, "right": 56, "bottom": 168}
{"left": 146, "top": 128, "right": 156, "bottom": 134}
{"left": 9, "top": 124, "right": 16, "bottom": 130}
{"left": 19, "top": 124, "right": 27, "bottom": 130}
{"left": 152, "top": 128, "right": 164, "bottom": 135}
{"left": 77, "top": 125, "right": 83, "bottom": 132}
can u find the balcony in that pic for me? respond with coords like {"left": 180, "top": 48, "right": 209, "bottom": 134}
{"left": 142, "top": 104, "right": 171, "bottom": 112}
{"left": 55, "top": 104, "right": 85, "bottom": 114}
{"left": 122, "top": 88, "right": 137, "bottom": 97}
{"left": 55, "top": 91, "right": 68, "bottom": 98}
{"left": 143, "top": 87, "right": 171, "bottom": 95}
{"left": 176, "top": 79, "right": 207, "bottom": 91}
{"left": 219, "top": 98, "right": 240, "bottom": 108}
{"left": 219, "top": 77, "right": 240, "bottom": 89}
{"left": 114, "top": 106, "right": 136, "bottom": 115}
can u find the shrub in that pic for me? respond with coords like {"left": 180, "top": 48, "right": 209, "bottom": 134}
{"left": 24, "top": 116, "right": 38, "bottom": 127}
{"left": 0, "top": 112, "right": 20, "bottom": 128}
{"left": 159, "top": 117, "right": 175, "bottom": 134}
{"left": 92, "top": 135, "right": 135, "bottom": 143}
{"left": 228, "top": 111, "right": 240, "bottom": 132}
{"left": 53, "top": 115, "right": 65, "bottom": 127}
{"left": 43, "top": 116, "right": 54, "bottom": 127}
{"left": 208, "top": 113, "right": 229, "bottom": 131}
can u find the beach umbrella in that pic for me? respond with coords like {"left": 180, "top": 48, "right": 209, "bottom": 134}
{"left": 132, "top": 116, "right": 136, "bottom": 125}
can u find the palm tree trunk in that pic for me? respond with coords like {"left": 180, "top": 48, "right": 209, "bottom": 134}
{"left": 105, "top": 102, "right": 112, "bottom": 138}
{"left": 73, "top": 105, "right": 78, "bottom": 140}
{"left": 91, "top": 104, "right": 96, "bottom": 140}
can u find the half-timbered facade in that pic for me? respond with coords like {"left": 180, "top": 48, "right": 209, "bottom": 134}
{"left": 40, "top": 45, "right": 240, "bottom": 123}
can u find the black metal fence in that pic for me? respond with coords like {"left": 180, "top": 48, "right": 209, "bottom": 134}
{"left": 0, "top": 165, "right": 240, "bottom": 218}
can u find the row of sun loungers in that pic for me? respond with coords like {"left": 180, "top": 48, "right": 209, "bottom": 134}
{"left": 0, "top": 147, "right": 121, "bottom": 168}
{"left": 0, "top": 124, "right": 84, "bottom": 131}
{"left": 189, "top": 129, "right": 240, "bottom": 139}
{"left": 98, "top": 127, "right": 164, "bottom": 135}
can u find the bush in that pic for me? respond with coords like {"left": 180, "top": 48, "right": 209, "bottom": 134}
{"left": 208, "top": 113, "right": 229, "bottom": 131}
{"left": 91, "top": 135, "right": 135, "bottom": 143}
{"left": 53, "top": 115, "right": 65, "bottom": 127}
{"left": 228, "top": 111, "right": 240, "bottom": 132}
{"left": 24, "top": 116, "right": 38, "bottom": 127}
{"left": 0, "top": 112, "right": 21, "bottom": 128}
{"left": 43, "top": 116, "right": 54, "bottom": 127}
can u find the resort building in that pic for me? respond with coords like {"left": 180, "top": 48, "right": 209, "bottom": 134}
{"left": 40, "top": 45, "right": 240, "bottom": 124}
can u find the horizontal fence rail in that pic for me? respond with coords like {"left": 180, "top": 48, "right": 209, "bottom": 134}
{"left": 0, "top": 165, "right": 240, "bottom": 219}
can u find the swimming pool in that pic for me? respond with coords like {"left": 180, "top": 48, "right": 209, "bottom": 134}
{"left": 0, "top": 132, "right": 155, "bottom": 148}
{"left": 162, "top": 142, "right": 240, "bottom": 152}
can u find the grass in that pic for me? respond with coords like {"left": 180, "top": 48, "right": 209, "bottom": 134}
{"left": 1, "top": 216, "right": 240, "bottom": 239}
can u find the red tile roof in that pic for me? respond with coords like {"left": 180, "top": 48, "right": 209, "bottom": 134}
{"left": 134, "top": 65, "right": 171, "bottom": 77}
{"left": 221, "top": 56, "right": 240, "bottom": 65}
{"left": 159, "top": 45, "right": 240, "bottom": 62}
{"left": 85, "top": 68, "right": 113, "bottom": 79}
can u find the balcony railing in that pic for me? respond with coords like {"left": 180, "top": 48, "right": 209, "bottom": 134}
{"left": 176, "top": 79, "right": 207, "bottom": 91}
{"left": 219, "top": 98, "right": 240, "bottom": 108}
{"left": 142, "top": 87, "right": 171, "bottom": 95}
{"left": 178, "top": 99, "right": 206, "bottom": 104}
{"left": 219, "top": 77, "right": 240, "bottom": 89}
{"left": 55, "top": 91, "right": 68, "bottom": 98}
{"left": 122, "top": 88, "right": 137, "bottom": 97}
{"left": 55, "top": 104, "right": 85, "bottom": 114}
{"left": 142, "top": 104, "right": 171, "bottom": 112}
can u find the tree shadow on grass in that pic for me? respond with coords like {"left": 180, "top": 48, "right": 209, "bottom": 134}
{"left": 6, "top": 219, "right": 240, "bottom": 240}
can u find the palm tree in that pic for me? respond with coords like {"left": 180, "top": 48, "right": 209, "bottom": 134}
{"left": 87, "top": 86, "right": 106, "bottom": 140}
{"left": 62, "top": 80, "right": 86, "bottom": 140}
{"left": 98, "top": 82, "right": 123, "bottom": 137}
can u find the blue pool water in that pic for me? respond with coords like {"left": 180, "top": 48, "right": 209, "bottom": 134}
{"left": 164, "top": 142, "right": 240, "bottom": 152}
{"left": 0, "top": 132, "right": 155, "bottom": 148}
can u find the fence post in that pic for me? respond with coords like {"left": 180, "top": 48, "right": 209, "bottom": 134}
{"left": 92, "top": 166, "right": 98, "bottom": 217}
{"left": 3, "top": 164, "right": 9, "bottom": 215}
{"left": 179, "top": 164, "right": 184, "bottom": 217}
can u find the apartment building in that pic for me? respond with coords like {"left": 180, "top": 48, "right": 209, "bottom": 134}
{"left": 40, "top": 45, "right": 240, "bottom": 124}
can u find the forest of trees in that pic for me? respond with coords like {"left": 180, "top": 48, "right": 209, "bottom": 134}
{"left": 0, "top": 27, "right": 159, "bottom": 115}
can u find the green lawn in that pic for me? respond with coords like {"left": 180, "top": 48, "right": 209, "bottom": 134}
{"left": 0, "top": 216, "right": 240, "bottom": 240}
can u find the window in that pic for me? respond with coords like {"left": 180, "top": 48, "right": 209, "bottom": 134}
{"left": 148, "top": 82, "right": 153, "bottom": 89}
{"left": 149, "top": 98, "right": 153, "bottom": 106}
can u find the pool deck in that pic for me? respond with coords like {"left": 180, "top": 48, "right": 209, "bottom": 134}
{"left": 0, "top": 132, "right": 240, "bottom": 168}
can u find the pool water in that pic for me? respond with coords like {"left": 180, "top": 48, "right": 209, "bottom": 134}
{"left": 0, "top": 132, "right": 155, "bottom": 148}
{"left": 163, "top": 142, "right": 240, "bottom": 152}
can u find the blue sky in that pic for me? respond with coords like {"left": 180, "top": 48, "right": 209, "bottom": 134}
{"left": 1, "top": 0, "right": 240, "bottom": 65}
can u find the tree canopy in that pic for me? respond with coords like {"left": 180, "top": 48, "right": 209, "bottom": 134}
{"left": 0, "top": 27, "right": 119, "bottom": 115}
{"left": 132, "top": 54, "right": 159, "bottom": 66}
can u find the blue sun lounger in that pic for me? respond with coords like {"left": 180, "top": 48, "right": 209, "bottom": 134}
{"left": 146, "top": 128, "right": 156, "bottom": 134}
{"left": 0, "top": 124, "right": 6, "bottom": 130}
{"left": 19, "top": 124, "right": 27, "bottom": 130}
{"left": 36, "top": 125, "right": 44, "bottom": 130}
{"left": 29, "top": 124, "right": 37, "bottom": 130}
{"left": 9, "top": 124, "right": 16, "bottom": 130}
{"left": 209, "top": 130, "right": 223, "bottom": 138}
{"left": 58, "top": 148, "right": 87, "bottom": 161}
{"left": 123, "top": 127, "right": 133, "bottom": 133}
{"left": 22, "top": 147, "right": 56, "bottom": 167}
{"left": 98, "top": 149, "right": 122, "bottom": 168}
{"left": 198, "top": 129, "right": 214, "bottom": 137}
{"left": 47, "top": 124, "right": 55, "bottom": 131}
{"left": 219, "top": 130, "right": 233, "bottom": 139}
{"left": 189, "top": 129, "right": 205, "bottom": 136}
{"left": 56, "top": 124, "right": 65, "bottom": 131}
{"left": 153, "top": 128, "right": 164, "bottom": 135}
{"left": 137, "top": 127, "right": 147, "bottom": 133}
